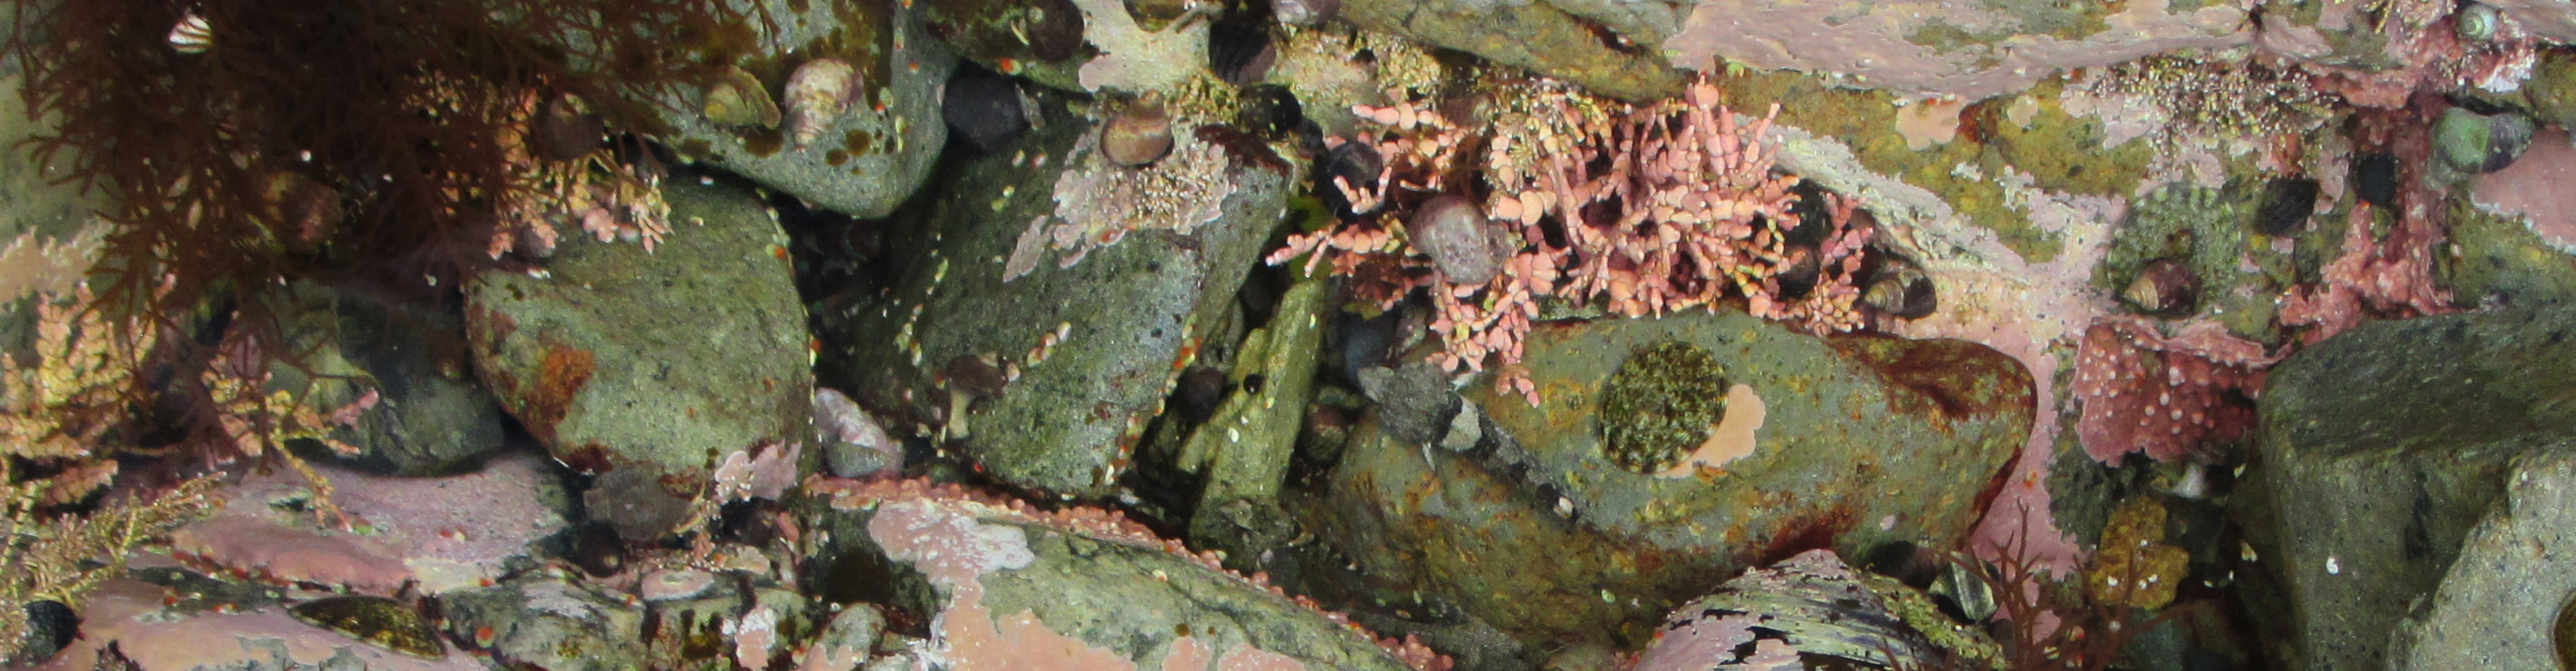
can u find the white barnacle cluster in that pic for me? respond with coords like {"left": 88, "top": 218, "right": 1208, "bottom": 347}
{"left": 1010, "top": 121, "right": 1235, "bottom": 279}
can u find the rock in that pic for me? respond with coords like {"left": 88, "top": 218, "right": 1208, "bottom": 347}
{"left": 808, "top": 479, "right": 1441, "bottom": 671}
{"left": 655, "top": 1, "right": 951, "bottom": 218}
{"left": 2236, "top": 304, "right": 2576, "bottom": 671}
{"left": 1631, "top": 549, "right": 2000, "bottom": 671}
{"left": 2445, "top": 194, "right": 2576, "bottom": 308}
{"left": 816, "top": 90, "right": 1291, "bottom": 498}
{"left": 1337, "top": 0, "right": 1685, "bottom": 102}
{"left": 796, "top": 604, "right": 888, "bottom": 671}
{"left": 2466, "top": 125, "right": 2576, "bottom": 273}
{"left": 2488, "top": 0, "right": 2576, "bottom": 43}
{"left": 28, "top": 579, "right": 480, "bottom": 671}
{"left": 466, "top": 176, "right": 813, "bottom": 538}
{"left": 165, "top": 451, "right": 571, "bottom": 596}
{"left": 442, "top": 572, "right": 646, "bottom": 671}
{"left": 1644, "top": 0, "right": 2246, "bottom": 100}
{"left": 1354, "top": 357, "right": 1458, "bottom": 446}
{"left": 1173, "top": 270, "right": 1329, "bottom": 559}
{"left": 639, "top": 577, "right": 811, "bottom": 670}
{"left": 918, "top": 0, "right": 1088, "bottom": 93}
{"left": 262, "top": 281, "right": 506, "bottom": 476}
{"left": 1288, "top": 310, "right": 2028, "bottom": 646}
{"left": 2386, "top": 449, "right": 2576, "bottom": 671}
{"left": 815, "top": 387, "right": 902, "bottom": 479}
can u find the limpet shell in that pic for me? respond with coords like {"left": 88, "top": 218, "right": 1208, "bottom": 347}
{"left": 784, "top": 58, "right": 861, "bottom": 149}
{"left": 701, "top": 66, "right": 781, "bottom": 129}
{"left": 288, "top": 596, "right": 446, "bottom": 658}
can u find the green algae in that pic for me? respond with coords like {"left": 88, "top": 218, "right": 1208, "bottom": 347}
{"left": 1598, "top": 341, "right": 1729, "bottom": 474}
{"left": 1715, "top": 71, "right": 2163, "bottom": 262}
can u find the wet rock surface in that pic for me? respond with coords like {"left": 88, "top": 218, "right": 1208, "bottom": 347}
{"left": 816, "top": 92, "right": 1292, "bottom": 498}
{"left": 263, "top": 282, "right": 506, "bottom": 477}
{"left": 810, "top": 479, "right": 1440, "bottom": 671}
{"left": 653, "top": 1, "right": 952, "bottom": 218}
{"left": 442, "top": 572, "right": 648, "bottom": 671}
{"left": 1632, "top": 549, "right": 1999, "bottom": 671}
{"left": 466, "top": 177, "right": 813, "bottom": 538}
{"left": 165, "top": 450, "right": 572, "bottom": 596}
{"left": 2238, "top": 304, "right": 2576, "bottom": 671}
{"left": 1288, "top": 309, "right": 2029, "bottom": 647}
{"left": 1336, "top": 0, "right": 1686, "bottom": 102}
{"left": 2387, "top": 449, "right": 2576, "bottom": 671}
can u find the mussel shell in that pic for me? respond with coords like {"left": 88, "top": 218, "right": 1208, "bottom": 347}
{"left": 11, "top": 600, "right": 76, "bottom": 664}
{"left": 533, "top": 94, "right": 605, "bottom": 162}
{"left": 1235, "top": 84, "right": 1304, "bottom": 140}
{"left": 1207, "top": 15, "right": 1277, "bottom": 85}
{"left": 288, "top": 596, "right": 446, "bottom": 658}
{"left": 1319, "top": 141, "right": 1384, "bottom": 220}
{"left": 2351, "top": 152, "right": 2398, "bottom": 209}
{"left": 701, "top": 66, "right": 782, "bottom": 129}
{"left": 2255, "top": 176, "right": 2319, "bottom": 236}
{"left": 944, "top": 65, "right": 1028, "bottom": 153}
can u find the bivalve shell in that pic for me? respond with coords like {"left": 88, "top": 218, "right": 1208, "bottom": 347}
{"left": 702, "top": 66, "right": 782, "bottom": 129}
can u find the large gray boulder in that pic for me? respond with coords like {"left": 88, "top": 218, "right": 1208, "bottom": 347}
{"left": 466, "top": 178, "right": 812, "bottom": 538}
{"left": 2237, "top": 304, "right": 2576, "bottom": 671}
{"left": 1288, "top": 310, "right": 2030, "bottom": 648}
{"left": 817, "top": 92, "right": 1292, "bottom": 498}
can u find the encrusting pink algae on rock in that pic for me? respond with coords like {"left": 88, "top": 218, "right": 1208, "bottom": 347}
{"left": 815, "top": 477, "right": 1451, "bottom": 671}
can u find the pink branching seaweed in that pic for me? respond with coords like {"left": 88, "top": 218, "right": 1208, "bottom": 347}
{"left": 1269, "top": 78, "right": 1874, "bottom": 405}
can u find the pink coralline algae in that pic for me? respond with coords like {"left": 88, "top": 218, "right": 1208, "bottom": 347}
{"left": 2277, "top": 106, "right": 2456, "bottom": 342}
{"left": 167, "top": 451, "right": 569, "bottom": 595}
{"left": 32, "top": 579, "right": 482, "bottom": 671}
{"left": 810, "top": 477, "right": 1452, "bottom": 671}
{"left": 1269, "top": 78, "right": 1873, "bottom": 404}
{"left": 2072, "top": 316, "right": 2279, "bottom": 463}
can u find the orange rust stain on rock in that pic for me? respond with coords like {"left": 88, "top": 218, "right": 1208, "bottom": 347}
{"left": 512, "top": 344, "right": 595, "bottom": 447}
{"left": 1829, "top": 334, "right": 2034, "bottom": 423}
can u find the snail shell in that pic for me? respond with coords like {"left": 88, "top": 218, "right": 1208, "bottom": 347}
{"left": 784, "top": 58, "right": 861, "bottom": 149}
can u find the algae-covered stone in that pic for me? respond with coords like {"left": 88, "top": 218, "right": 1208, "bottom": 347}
{"left": 655, "top": 0, "right": 950, "bottom": 218}
{"left": 1337, "top": 0, "right": 1686, "bottom": 102}
{"left": 809, "top": 480, "right": 1430, "bottom": 671}
{"left": 1288, "top": 310, "right": 2028, "bottom": 647}
{"left": 2235, "top": 304, "right": 2576, "bottom": 671}
{"left": 816, "top": 91, "right": 1292, "bottom": 498}
{"left": 466, "top": 178, "right": 813, "bottom": 538}
{"left": 2386, "top": 449, "right": 2576, "bottom": 671}
{"left": 2444, "top": 199, "right": 2576, "bottom": 307}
